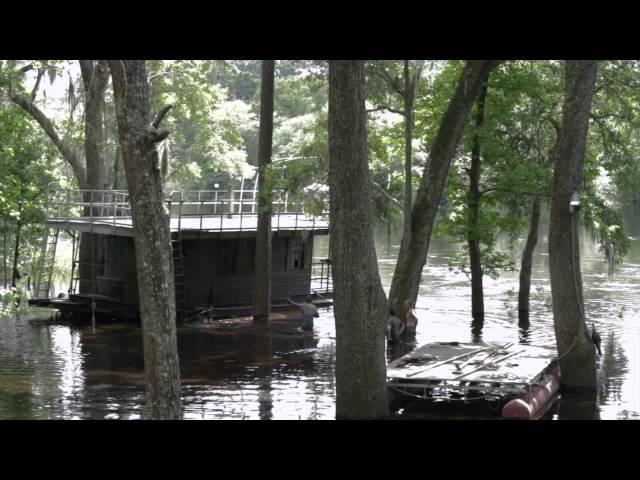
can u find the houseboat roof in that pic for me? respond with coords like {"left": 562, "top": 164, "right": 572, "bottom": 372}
{"left": 44, "top": 188, "right": 329, "bottom": 239}
{"left": 47, "top": 213, "right": 329, "bottom": 238}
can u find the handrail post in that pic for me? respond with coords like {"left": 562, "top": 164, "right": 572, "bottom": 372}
{"left": 220, "top": 200, "right": 224, "bottom": 233}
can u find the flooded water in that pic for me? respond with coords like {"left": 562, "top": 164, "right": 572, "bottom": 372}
{"left": 1, "top": 209, "right": 639, "bottom": 420}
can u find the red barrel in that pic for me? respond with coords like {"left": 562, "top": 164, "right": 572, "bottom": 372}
{"left": 502, "top": 368, "right": 561, "bottom": 420}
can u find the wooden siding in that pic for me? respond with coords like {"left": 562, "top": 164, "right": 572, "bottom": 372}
{"left": 92, "top": 231, "right": 314, "bottom": 310}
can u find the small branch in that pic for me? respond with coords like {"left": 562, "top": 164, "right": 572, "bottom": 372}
{"left": 154, "top": 128, "right": 170, "bottom": 142}
{"left": 152, "top": 104, "right": 173, "bottom": 128}
{"left": 479, "top": 187, "right": 547, "bottom": 198}
{"left": 372, "top": 181, "right": 403, "bottom": 209}
{"left": 372, "top": 62, "right": 404, "bottom": 95}
{"left": 18, "top": 63, "right": 35, "bottom": 74}
{"left": 366, "top": 105, "right": 405, "bottom": 116}
{"left": 30, "top": 69, "right": 45, "bottom": 102}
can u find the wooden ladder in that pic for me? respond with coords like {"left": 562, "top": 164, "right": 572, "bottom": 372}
{"left": 69, "top": 232, "right": 82, "bottom": 295}
{"left": 35, "top": 228, "right": 60, "bottom": 299}
{"left": 172, "top": 232, "right": 187, "bottom": 320}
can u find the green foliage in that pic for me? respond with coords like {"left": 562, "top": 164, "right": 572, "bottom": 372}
{"left": 0, "top": 286, "right": 23, "bottom": 318}
{"left": 0, "top": 91, "right": 58, "bottom": 289}
{"left": 583, "top": 194, "right": 630, "bottom": 265}
{"left": 148, "top": 60, "right": 254, "bottom": 190}
{"left": 433, "top": 61, "right": 561, "bottom": 279}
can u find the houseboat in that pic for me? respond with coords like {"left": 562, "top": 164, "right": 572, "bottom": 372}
{"left": 29, "top": 188, "right": 332, "bottom": 320}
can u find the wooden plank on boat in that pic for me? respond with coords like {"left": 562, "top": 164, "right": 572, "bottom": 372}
{"left": 404, "top": 345, "right": 493, "bottom": 377}
{"left": 454, "top": 349, "right": 525, "bottom": 380}
{"left": 453, "top": 342, "right": 514, "bottom": 373}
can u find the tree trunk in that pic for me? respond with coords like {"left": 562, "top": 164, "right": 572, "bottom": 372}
{"left": 253, "top": 60, "right": 275, "bottom": 321}
{"left": 389, "top": 60, "right": 501, "bottom": 314}
{"left": 518, "top": 197, "right": 541, "bottom": 321}
{"left": 329, "top": 60, "right": 388, "bottom": 419}
{"left": 3, "top": 219, "right": 8, "bottom": 287}
{"left": 11, "top": 220, "right": 22, "bottom": 288}
{"left": 78, "top": 61, "right": 110, "bottom": 295}
{"left": 402, "top": 60, "right": 414, "bottom": 248}
{"left": 468, "top": 79, "right": 488, "bottom": 321}
{"left": 112, "top": 145, "right": 121, "bottom": 190}
{"left": 548, "top": 60, "right": 598, "bottom": 390}
{"left": 109, "top": 60, "right": 182, "bottom": 419}
{"left": 80, "top": 60, "right": 110, "bottom": 190}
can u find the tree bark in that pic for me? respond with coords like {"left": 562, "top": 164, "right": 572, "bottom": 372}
{"left": 3, "top": 219, "right": 8, "bottom": 287}
{"left": 518, "top": 197, "right": 541, "bottom": 321}
{"left": 468, "top": 79, "right": 488, "bottom": 321}
{"left": 389, "top": 60, "right": 502, "bottom": 314}
{"left": 109, "top": 60, "right": 182, "bottom": 419}
{"left": 549, "top": 60, "right": 598, "bottom": 390}
{"left": 253, "top": 60, "right": 275, "bottom": 321}
{"left": 80, "top": 60, "right": 110, "bottom": 190}
{"left": 11, "top": 220, "right": 22, "bottom": 288}
{"left": 78, "top": 61, "right": 110, "bottom": 295}
{"left": 402, "top": 60, "right": 414, "bottom": 248}
{"left": 329, "top": 60, "right": 388, "bottom": 419}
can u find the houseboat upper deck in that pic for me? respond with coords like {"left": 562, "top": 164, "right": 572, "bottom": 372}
{"left": 44, "top": 189, "right": 329, "bottom": 238}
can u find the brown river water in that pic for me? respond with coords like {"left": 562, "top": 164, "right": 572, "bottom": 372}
{"left": 1, "top": 210, "right": 639, "bottom": 420}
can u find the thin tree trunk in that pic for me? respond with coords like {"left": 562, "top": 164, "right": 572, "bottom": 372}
{"left": 3, "top": 219, "right": 8, "bottom": 288}
{"left": 80, "top": 60, "right": 110, "bottom": 191}
{"left": 112, "top": 145, "right": 121, "bottom": 190}
{"left": 78, "top": 61, "right": 110, "bottom": 295}
{"left": 389, "top": 60, "right": 501, "bottom": 314}
{"left": 468, "top": 79, "right": 488, "bottom": 321}
{"left": 329, "top": 60, "right": 388, "bottom": 419}
{"left": 254, "top": 60, "right": 275, "bottom": 321}
{"left": 518, "top": 197, "right": 541, "bottom": 321}
{"left": 109, "top": 60, "right": 182, "bottom": 419}
{"left": 402, "top": 60, "right": 414, "bottom": 248}
{"left": 549, "top": 60, "right": 598, "bottom": 390}
{"left": 11, "top": 220, "right": 22, "bottom": 288}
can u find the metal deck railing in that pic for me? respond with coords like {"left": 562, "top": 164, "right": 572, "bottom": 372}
{"left": 44, "top": 188, "right": 330, "bottom": 234}
{"left": 310, "top": 258, "right": 332, "bottom": 294}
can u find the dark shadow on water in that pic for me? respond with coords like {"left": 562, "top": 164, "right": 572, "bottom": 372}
{"left": 471, "top": 315, "right": 484, "bottom": 343}
{"left": 518, "top": 311, "right": 531, "bottom": 344}
{"left": 557, "top": 389, "right": 600, "bottom": 420}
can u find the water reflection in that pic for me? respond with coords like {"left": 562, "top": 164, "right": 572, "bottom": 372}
{"left": 557, "top": 390, "right": 600, "bottom": 420}
{"left": 518, "top": 314, "right": 531, "bottom": 345}
{"left": 470, "top": 316, "right": 484, "bottom": 343}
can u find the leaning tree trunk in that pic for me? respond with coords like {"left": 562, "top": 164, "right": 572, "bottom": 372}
{"left": 549, "top": 60, "right": 599, "bottom": 390}
{"left": 253, "top": 60, "right": 275, "bottom": 321}
{"left": 518, "top": 197, "right": 541, "bottom": 321}
{"left": 329, "top": 60, "right": 388, "bottom": 419}
{"left": 389, "top": 60, "right": 501, "bottom": 315}
{"left": 467, "top": 79, "right": 488, "bottom": 321}
{"left": 109, "top": 60, "right": 182, "bottom": 419}
{"left": 402, "top": 60, "right": 414, "bottom": 248}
